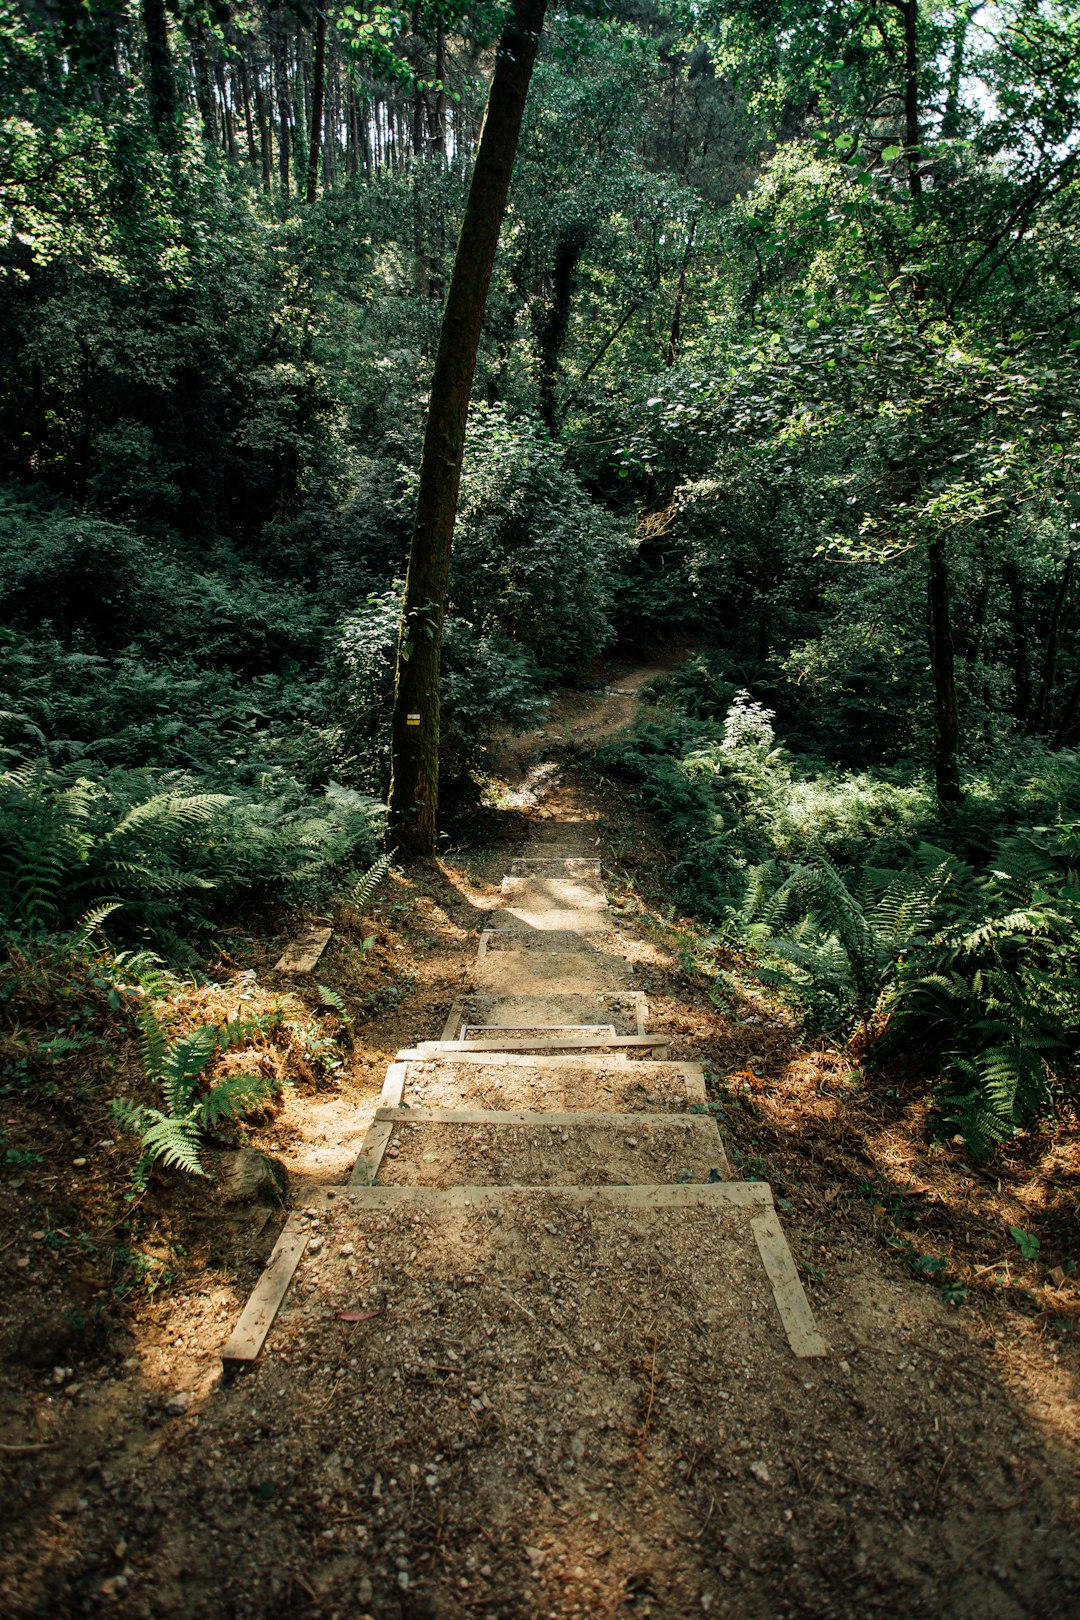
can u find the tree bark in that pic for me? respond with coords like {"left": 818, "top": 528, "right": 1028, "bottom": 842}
{"left": 928, "top": 531, "right": 962, "bottom": 804}
{"left": 665, "top": 215, "right": 698, "bottom": 367}
{"left": 1031, "top": 557, "right": 1073, "bottom": 734}
{"left": 535, "top": 225, "right": 586, "bottom": 435}
{"left": 141, "top": 0, "right": 177, "bottom": 137}
{"left": 273, "top": 32, "right": 292, "bottom": 196}
{"left": 1004, "top": 555, "right": 1031, "bottom": 724}
{"left": 900, "top": 0, "right": 922, "bottom": 198}
{"left": 306, "top": 6, "right": 327, "bottom": 203}
{"left": 388, "top": 0, "right": 548, "bottom": 857}
{"left": 433, "top": 20, "right": 447, "bottom": 156}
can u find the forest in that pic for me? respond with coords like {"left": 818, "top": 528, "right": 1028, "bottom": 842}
{"left": 4, "top": 0, "right": 1079, "bottom": 1156}
{"left": 3, "top": 0, "right": 1080, "bottom": 1613}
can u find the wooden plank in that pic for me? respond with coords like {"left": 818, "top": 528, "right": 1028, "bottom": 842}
{"left": 221, "top": 1215, "right": 309, "bottom": 1367}
{"left": 274, "top": 925, "right": 332, "bottom": 974}
{"left": 752, "top": 1209, "right": 828, "bottom": 1359}
{"left": 405, "top": 1034, "right": 671, "bottom": 1056}
{"left": 349, "top": 1120, "right": 393, "bottom": 1186}
{"left": 510, "top": 858, "right": 602, "bottom": 875}
{"left": 680, "top": 1063, "right": 708, "bottom": 1103}
{"left": 375, "top": 1107, "right": 717, "bottom": 1130}
{"left": 440, "top": 999, "right": 466, "bottom": 1041}
{"left": 460, "top": 1024, "right": 618, "bottom": 1042}
{"left": 398, "top": 1050, "right": 636, "bottom": 1067}
{"left": 341, "top": 1181, "right": 773, "bottom": 1210}
{"left": 378, "top": 1061, "right": 407, "bottom": 1108}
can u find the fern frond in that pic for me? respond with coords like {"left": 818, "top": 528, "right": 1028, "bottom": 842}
{"left": 195, "top": 1072, "right": 278, "bottom": 1132}
{"left": 135, "top": 1108, "right": 206, "bottom": 1175}
{"left": 316, "top": 983, "right": 351, "bottom": 1024}
{"left": 348, "top": 852, "right": 391, "bottom": 912}
{"left": 106, "top": 792, "right": 231, "bottom": 842}
{"left": 159, "top": 1025, "right": 220, "bottom": 1115}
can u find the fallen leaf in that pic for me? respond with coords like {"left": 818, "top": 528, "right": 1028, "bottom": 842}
{"left": 338, "top": 1308, "right": 383, "bottom": 1323}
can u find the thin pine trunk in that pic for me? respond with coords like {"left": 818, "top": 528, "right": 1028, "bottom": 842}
{"left": 141, "top": 0, "right": 177, "bottom": 137}
{"left": 306, "top": 7, "right": 327, "bottom": 202}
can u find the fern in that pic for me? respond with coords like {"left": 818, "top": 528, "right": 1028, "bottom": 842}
{"left": 347, "top": 852, "right": 391, "bottom": 912}
{"left": 112, "top": 1008, "right": 280, "bottom": 1178}
{"left": 316, "top": 982, "right": 353, "bottom": 1030}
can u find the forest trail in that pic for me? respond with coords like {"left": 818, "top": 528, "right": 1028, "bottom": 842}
{"left": 4, "top": 668, "right": 1080, "bottom": 1619}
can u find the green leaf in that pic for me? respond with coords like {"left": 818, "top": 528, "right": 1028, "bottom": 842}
{"left": 1009, "top": 1225, "right": 1041, "bottom": 1261}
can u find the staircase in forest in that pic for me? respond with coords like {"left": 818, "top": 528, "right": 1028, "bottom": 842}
{"left": 224, "top": 825, "right": 826, "bottom": 1368}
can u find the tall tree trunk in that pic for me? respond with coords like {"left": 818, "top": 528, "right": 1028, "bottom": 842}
{"left": 141, "top": 0, "right": 176, "bottom": 136}
{"left": 216, "top": 60, "right": 237, "bottom": 160}
{"left": 253, "top": 58, "right": 273, "bottom": 189}
{"left": 1031, "top": 557, "right": 1074, "bottom": 734}
{"left": 306, "top": 7, "right": 327, "bottom": 202}
{"left": 388, "top": 0, "right": 549, "bottom": 857}
{"left": 535, "top": 225, "right": 586, "bottom": 435}
{"left": 1004, "top": 556, "right": 1031, "bottom": 723}
{"left": 928, "top": 532, "right": 962, "bottom": 804}
{"left": 665, "top": 215, "right": 698, "bottom": 367}
{"left": 942, "top": 0, "right": 974, "bottom": 139}
{"left": 1052, "top": 663, "right": 1080, "bottom": 749}
{"left": 273, "top": 34, "right": 292, "bottom": 196}
{"left": 433, "top": 20, "right": 447, "bottom": 156}
{"left": 191, "top": 20, "right": 217, "bottom": 143}
{"left": 899, "top": 0, "right": 923, "bottom": 197}
{"left": 238, "top": 55, "right": 259, "bottom": 172}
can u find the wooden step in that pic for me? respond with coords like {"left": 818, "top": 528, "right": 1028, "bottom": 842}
{"left": 381, "top": 1055, "right": 707, "bottom": 1112}
{"left": 439, "top": 992, "right": 648, "bottom": 1041}
{"left": 352, "top": 1108, "right": 728, "bottom": 1189}
{"left": 223, "top": 1181, "right": 827, "bottom": 1367}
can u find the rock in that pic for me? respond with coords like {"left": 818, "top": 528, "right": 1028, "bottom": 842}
{"left": 12, "top": 1312, "right": 81, "bottom": 1369}
{"left": 164, "top": 1391, "right": 191, "bottom": 1418}
{"left": 217, "top": 1148, "right": 288, "bottom": 1206}
{"left": 748, "top": 1460, "right": 771, "bottom": 1485}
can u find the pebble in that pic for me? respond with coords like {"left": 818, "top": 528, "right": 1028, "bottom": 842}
{"left": 72, "top": 1158, "right": 87, "bottom": 1168}
{"left": 749, "top": 1460, "right": 771, "bottom": 1485}
{"left": 308, "top": 1238, "right": 323, "bottom": 1255}
{"left": 164, "top": 1391, "right": 191, "bottom": 1417}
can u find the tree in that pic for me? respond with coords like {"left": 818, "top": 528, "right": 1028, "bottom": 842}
{"left": 387, "top": 0, "right": 549, "bottom": 858}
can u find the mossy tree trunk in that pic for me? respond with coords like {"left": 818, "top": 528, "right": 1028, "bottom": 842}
{"left": 387, "top": 0, "right": 548, "bottom": 858}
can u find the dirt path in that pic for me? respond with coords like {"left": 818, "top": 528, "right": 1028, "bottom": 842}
{"left": 3, "top": 665, "right": 1080, "bottom": 1619}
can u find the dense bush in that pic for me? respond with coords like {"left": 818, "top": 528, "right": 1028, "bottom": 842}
{"left": 452, "top": 408, "right": 621, "bottom": 676}
{"left": 0, "top": 762, "right": 383, "bottom": 957}
{"left": 600, "top": 687, "right": 1080, "bottom": 1155}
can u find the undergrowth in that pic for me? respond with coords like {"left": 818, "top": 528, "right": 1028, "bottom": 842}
{"left": 598, "top": 685, "right": 1080, "bottom": 1157}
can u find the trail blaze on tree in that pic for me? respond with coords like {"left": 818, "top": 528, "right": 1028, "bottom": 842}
{"left": 387, "top": 0, "right": 549, "bottom": 858}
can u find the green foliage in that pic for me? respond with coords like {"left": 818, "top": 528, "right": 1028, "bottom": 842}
{"left": 329, "top": 588, "right": 547, "bottom": 793}
{"left": 347, "top": 853, "right": 392, "bottom": 912}
{"left": 0, "top": 762, "right": 383, "bottom": 953}
{"left": 602, "top": 685, "right": 1080, "bottom": 1158}
{"left": 111, "top": 1008, "right": 281, "bottom": 1180}
{"left": 452, "top": 407, "right": 621, "bottom": 677}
